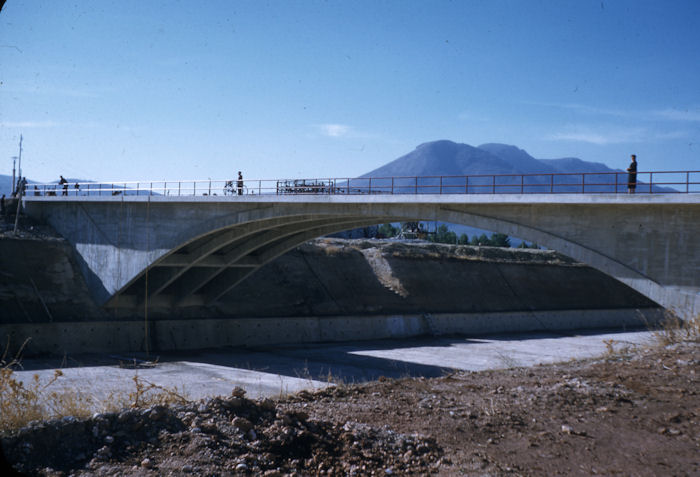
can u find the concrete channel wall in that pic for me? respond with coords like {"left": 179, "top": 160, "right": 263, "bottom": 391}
{"left": 1, "top": 309, "right": 663, "bottom": 356}
{"left": 0, "top": 234, "right": 663, "bottom": 356}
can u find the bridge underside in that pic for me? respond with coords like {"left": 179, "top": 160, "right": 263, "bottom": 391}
{"left": 109, "top": 214, "right": 404, "bottom": 309}
{"left": 23, "top": 195, "right": 700, "bottom": 319}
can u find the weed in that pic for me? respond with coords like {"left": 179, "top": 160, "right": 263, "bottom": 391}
{"left": 126, "top": 374, "right": 188, "bottom": 408}
{"left": 603, "top": 339, "right": 616, "bottom": 355}
{"left": 652, "top": 312, "right": 700, "bottom": 346}
{"left": 495, "top": 351, "right": 520, "bottom": 369}
{"left": 1, "top": 339, "right": 189, "bottom": 432}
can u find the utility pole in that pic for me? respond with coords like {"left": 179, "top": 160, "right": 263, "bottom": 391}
{"left": 11, "top": 136, "right": 23, "bottom": 195}
{"left": 11, "top": 156, "right": 17, "bottom": 195}
{"left": 13, "top": 135, "right": 24, "bottom": 235}
{"left": 17, "top": 134, "right": 23, "bottom": 190}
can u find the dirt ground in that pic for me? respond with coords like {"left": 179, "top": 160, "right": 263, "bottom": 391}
{"left": 2, "top": 340, "right": 698, "bottom": 476}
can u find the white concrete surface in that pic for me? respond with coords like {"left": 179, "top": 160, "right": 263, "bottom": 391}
{"left": 11, "top": 329, "right": 656, "bottom": 406}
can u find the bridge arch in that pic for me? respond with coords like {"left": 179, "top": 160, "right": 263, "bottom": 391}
{"left": 23, "top": 195, "right": 700, "bottom": 318}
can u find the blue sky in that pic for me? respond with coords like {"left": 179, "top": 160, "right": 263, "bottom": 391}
{"left": 1, "top": 0, "right": 699, "bottom": 183}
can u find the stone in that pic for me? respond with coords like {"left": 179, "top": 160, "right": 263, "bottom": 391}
{"left": 232, "top": 386, "right": 247, "bottom": 398}
{"left": 232, "top": 417, "right": 253, "bottom": 432}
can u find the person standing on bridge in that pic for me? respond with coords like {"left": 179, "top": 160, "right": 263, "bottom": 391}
{"left": 237, "top": 171, "right": 244, "bottom": 196}
{"left": 59, "top": 175, "right": 69, "bottom": 196}
{"left": 626, "top": 154, "right": 637, "bottom": 194}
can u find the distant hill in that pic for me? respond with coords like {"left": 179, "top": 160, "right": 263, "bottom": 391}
{"left": 361, "top": 140, "right": 670, "bottom": 194}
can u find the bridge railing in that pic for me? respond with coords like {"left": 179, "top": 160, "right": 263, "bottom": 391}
{"left": 21, "top": 170, "right": 700, "bottom": 197}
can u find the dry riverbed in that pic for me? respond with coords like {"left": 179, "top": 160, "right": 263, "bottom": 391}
{"left": 2, "top": 339, "right": 698, "bottom": 476}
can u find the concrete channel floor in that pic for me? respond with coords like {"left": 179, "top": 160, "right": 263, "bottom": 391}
{"left": 9, "top": 328, "right": 657, "bottom": 407}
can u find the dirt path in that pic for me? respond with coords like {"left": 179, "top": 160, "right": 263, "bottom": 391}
{"left": 3, "top": 341, "right": 698, "bottom": 476}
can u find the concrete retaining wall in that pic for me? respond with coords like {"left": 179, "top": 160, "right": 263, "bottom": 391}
{"left": 0, "top": 308, "right": 664, "bottom": 356}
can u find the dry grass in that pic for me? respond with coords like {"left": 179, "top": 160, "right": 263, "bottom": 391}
{"left": 652, "top": 312, "right": 700, "bottom": 346}
{"left": 0, "top": 338, "right": 189, "bottom": 432}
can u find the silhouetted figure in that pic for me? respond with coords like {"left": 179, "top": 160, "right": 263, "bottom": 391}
{"left": 59, "top": 175, "right": 68, "bottom": 196}
{"left": 627, "top": 154, "right": 637, "bottom": 194}
{"left": 17, "top": 177, "right": 27, "bottom": 196}
{"left": 33, "top": 185, "right": 40, "bottom": 196}
{"left": 237, "top": 171, "right": 244, "bottom": 196}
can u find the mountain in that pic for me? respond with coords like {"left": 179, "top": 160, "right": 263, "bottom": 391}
{"left": 363, "top": 140, "right": 616, "bottom": 178}
{"left": 360, "top": 140, "right": 671, "bottom": 194}
{"left": 539, "top": 157, "right": 617, "bottom": 174}
{"left": 361, "top": 140, "right": 516, "bottom": 177}
{"left": 476, "top": 143, "right": 560, "bottom": 175}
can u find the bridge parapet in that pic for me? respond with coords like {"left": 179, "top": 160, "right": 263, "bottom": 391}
{"left": 21, "top": 170, "right": 700, "bottom": 197}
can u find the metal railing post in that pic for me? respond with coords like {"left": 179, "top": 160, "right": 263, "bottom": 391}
{"left": 550, "top": 175, "right": 553, "bottom": 193}
{"left": 368, "top": 177, "right": 372, "bottom": 194}
{"left": 193, "top": 182, "right": 196, "bottom": 196}
{"left": 687, "top": 172, "right": 690, "bottom": 193}
{"left": 465, "top": 176, "right": 469, "bottom": 194}
{"left": 520, "top": 175, "right": 524, "bottom": 194}
{"left": 178, "top": 181, "right": 181, "bottom": 196}
{"left": 581, "top": 174, "right": 585, "bottom": 194}
{"left": 615, "top": 172, "right": 618, "bottom": 193}
{"left": 439, "top": 176, "right": 443, "bottom": 194}
{"left": 391, "top": 177, "right": 394, "bottom": 194}
{"left": 492, "top": 175, "right": 496, "bottom": 194}
{"left": 649, "top": 172, "right": 653, "bottom": 194}
{"left": 415, "top": 177, "right": 418, "bottom": 194}
{"left": 259, "top": 180, "right": 261, "bottom": 195}
{"left": 208, "top": 180, "right": 211, "bottom": 196}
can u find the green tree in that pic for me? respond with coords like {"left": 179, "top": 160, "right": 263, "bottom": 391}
{"left": 377, "top": 223, "right": 398, "bottom": 238}
{"left": 490, "top": 233, "right": 511, "bottom": 248}
{"left": 470, "top": 233, "right": 489, "bottom": 246}
{"left": 429, "top": 224, "right": 458, "bottom": 244}
{"left": 458, "top": 233, "right": 469, "bottom": 245}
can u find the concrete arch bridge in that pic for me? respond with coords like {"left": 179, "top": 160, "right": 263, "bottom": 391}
{"left": 23, "top": 193, "right": 700, "bottom": 319}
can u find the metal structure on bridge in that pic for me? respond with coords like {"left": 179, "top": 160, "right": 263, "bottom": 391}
{"left": 22, "top": 170, "right": 700, "bottom": 197}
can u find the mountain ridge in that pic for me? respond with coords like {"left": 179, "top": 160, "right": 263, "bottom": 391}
{"left": 362, "top": 140, "right": 624, "bottom": 178}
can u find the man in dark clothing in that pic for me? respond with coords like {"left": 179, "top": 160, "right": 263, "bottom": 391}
{"left": 59, "top": 175, "right": 68, "bottom": 196}
{"left": 627, "top": 155, "right": 637, "bottom": 194}
{"left": 237, "top": 171, "right": 244, "bottom": 196}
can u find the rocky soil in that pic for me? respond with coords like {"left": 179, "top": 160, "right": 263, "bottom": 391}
{"left": 2, "top": 341, "right": 698, "bottom": 476}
